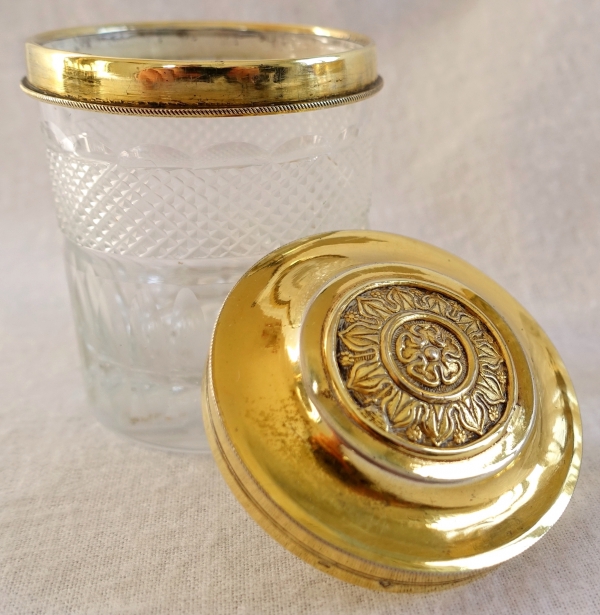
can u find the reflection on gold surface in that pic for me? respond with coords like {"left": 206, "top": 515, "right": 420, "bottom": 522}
{"left": 204, "top": 231, "right": 582, "bottom": 592}
{"left": 22, "top": 23, "right": 381, "bottom": 115}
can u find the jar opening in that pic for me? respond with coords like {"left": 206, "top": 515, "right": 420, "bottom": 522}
{"left": 43, "top": 26, "right": 363, "bottom": 61}
{"left": 22, "top": 22, "right": 382, "bottom": 116}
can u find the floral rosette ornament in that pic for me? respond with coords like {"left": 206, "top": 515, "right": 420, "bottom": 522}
{"left": 335, "top": 284, "right": 511, "bottom": 449}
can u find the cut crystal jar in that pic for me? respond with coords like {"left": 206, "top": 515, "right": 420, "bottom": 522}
{"left": 22, "top": 23, "right": 382, "bottom": 452}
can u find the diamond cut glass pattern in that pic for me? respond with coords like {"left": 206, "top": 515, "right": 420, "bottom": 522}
{"left": 40, "top": 102, "right": 374, "bottom": 451}
{"left": 48, "top": 147, "right": 370, "bottom": 259}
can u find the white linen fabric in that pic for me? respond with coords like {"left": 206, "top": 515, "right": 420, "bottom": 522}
{"left": 1, "top": 1, "right": 599, "bottom": 613}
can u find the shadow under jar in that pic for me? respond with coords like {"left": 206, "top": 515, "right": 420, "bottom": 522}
{"left": 22, "top": 22, "right": 382, "bottom": 452}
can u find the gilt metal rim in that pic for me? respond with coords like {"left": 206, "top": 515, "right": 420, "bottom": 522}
{"left": 20, "top": 76, "right": 383, "bottom": 117}
{"left": 22, "top": 22, "right": 381, "bottom": 115}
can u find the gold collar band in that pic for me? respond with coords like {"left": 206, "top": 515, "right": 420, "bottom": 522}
{"left": 22, "top": 22, "right": 382, "bottom": 116}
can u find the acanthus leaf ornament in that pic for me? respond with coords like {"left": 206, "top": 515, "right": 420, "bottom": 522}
{"left": 335, "top": 283, "right": 513, "bottom": 451}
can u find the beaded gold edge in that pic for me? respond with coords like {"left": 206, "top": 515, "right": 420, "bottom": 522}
{"left": 20, "top": 76, "right": 383, "bottom": 117}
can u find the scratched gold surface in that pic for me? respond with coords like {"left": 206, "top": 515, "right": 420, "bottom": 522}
{"left": 203, "top": 231, "right": 582, "bottom": 592}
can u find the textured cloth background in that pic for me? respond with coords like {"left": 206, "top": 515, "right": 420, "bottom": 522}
{"left": 1, "top": 1, "right": 599, "bottom": 613}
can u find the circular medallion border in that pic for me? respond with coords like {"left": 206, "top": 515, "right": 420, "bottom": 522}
{"left": 380, "top": 311, "right": 479, "bottom": 403}
{"left": 331, "top": 280, "right": 517, "bottom": 455}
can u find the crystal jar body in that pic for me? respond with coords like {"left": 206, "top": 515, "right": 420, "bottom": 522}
{"left": 40, "top": 101, "right": 374, "bottom": 451}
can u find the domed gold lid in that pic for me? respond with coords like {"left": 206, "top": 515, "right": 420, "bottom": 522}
{"left": 203, "top": 231, "right": 582, "bottom": 592}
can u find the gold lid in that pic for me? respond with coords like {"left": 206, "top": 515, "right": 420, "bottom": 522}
{"left": 21, "top": 22, "right": 382, "bottom": 116}
{"left": 203, "top": 231, "right": 582, "bottom": 592}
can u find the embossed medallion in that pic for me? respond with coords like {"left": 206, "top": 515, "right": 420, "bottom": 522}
{"left": 335, "top": 284, "right": 513, "bottom": 449}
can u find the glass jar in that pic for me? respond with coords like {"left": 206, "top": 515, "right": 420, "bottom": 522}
{"left": 22, "top": 22, "right": 382, "bottom": 452}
